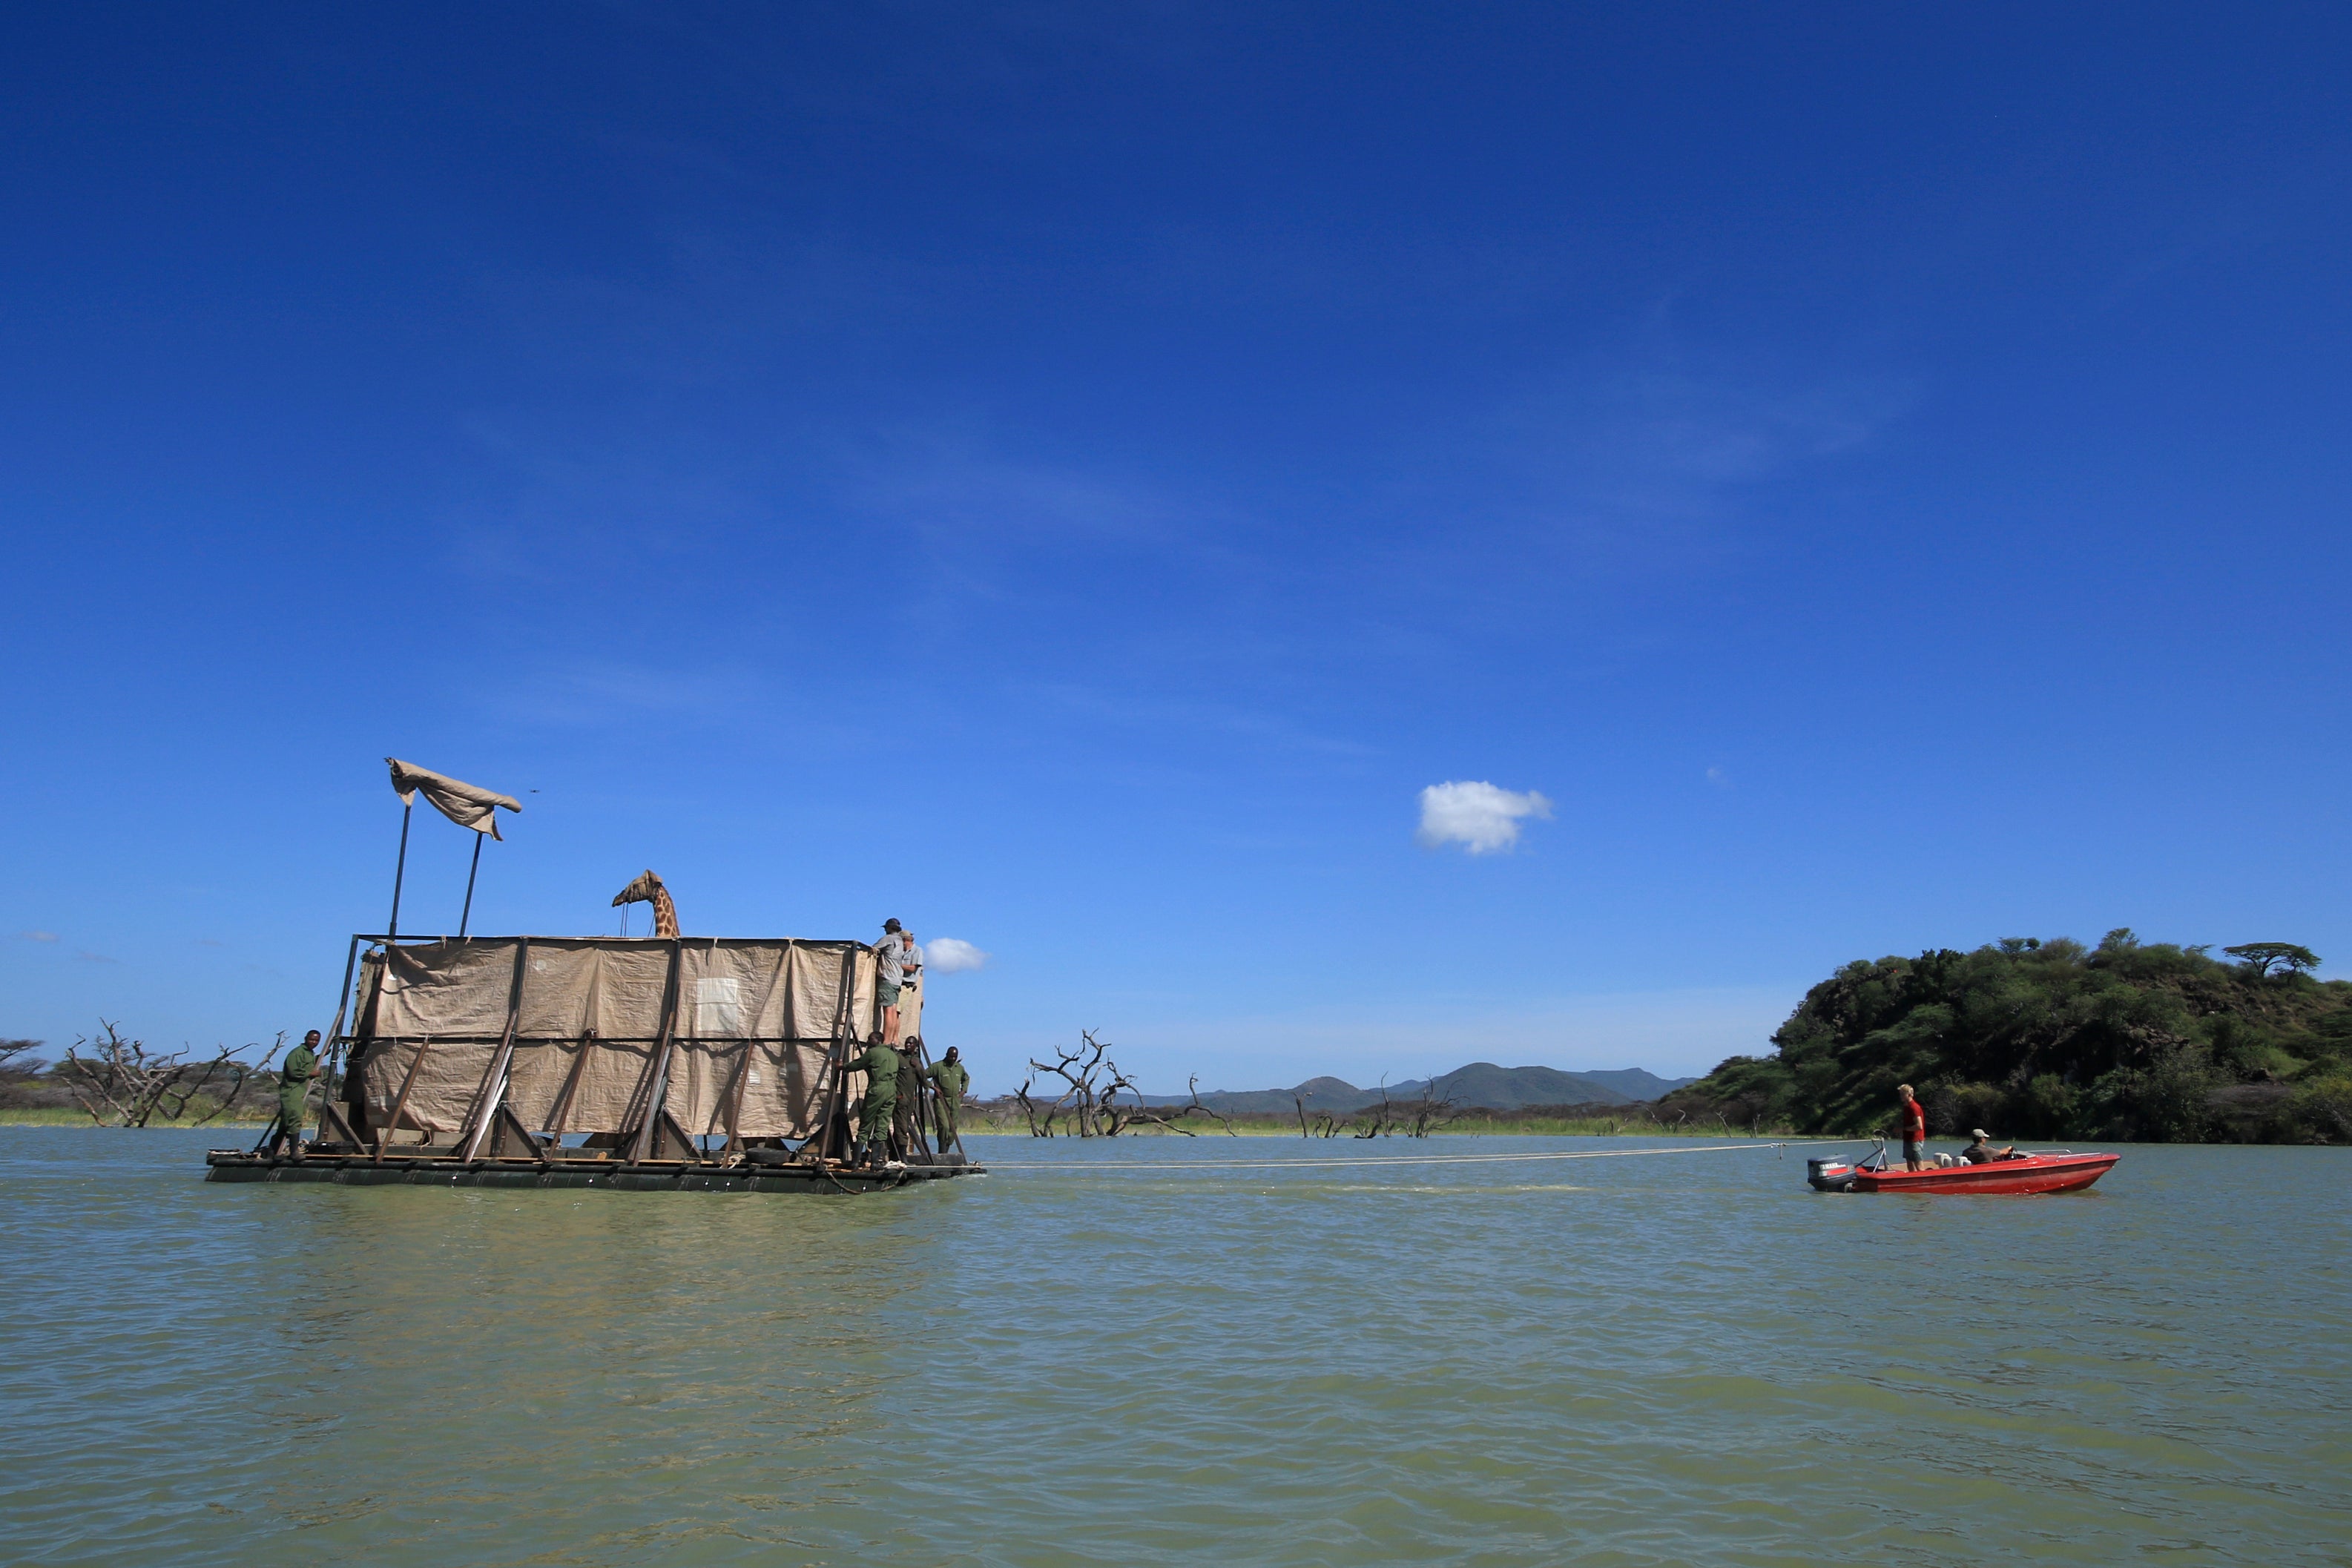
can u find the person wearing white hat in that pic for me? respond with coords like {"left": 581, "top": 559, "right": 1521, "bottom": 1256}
{"left": 1962, "top": 1129, "right": 2017, "bottom": 1164}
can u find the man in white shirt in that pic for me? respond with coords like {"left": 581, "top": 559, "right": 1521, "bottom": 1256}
{"left": 877, "top": 918, "right": 921, "bottom": 1043}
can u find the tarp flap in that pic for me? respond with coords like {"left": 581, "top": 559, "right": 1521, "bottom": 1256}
{"left": 386, "top": 757, "right": 521, "bottom": 839}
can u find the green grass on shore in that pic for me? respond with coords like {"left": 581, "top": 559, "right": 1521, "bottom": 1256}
{"left": 959, "top": 1108, "right": 1806, "bottom": 1139}
{"left": 0, "top": 1107, "right": 1808, "bottom": 1139}
{"left": 0, "top": 1108, "right": 271, "bottom": 1127}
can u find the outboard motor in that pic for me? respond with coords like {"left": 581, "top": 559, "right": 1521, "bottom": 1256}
{"left": 1807, "top": 1156, "right": 1859, "bottom": 1193}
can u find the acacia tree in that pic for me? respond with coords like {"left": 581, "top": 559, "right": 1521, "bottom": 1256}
{"left": 2224, "top": 942, "right": 2321, "bottom": 978}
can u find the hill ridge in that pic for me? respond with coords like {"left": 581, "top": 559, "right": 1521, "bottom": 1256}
{"left": 1144, "top": 1062, "right": 1699, "bottom": 1114}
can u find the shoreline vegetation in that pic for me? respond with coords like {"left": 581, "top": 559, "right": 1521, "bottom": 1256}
{"left": 0, "top": 1105, "right": 1825, "bottom": 1139}
{"left": 0, "top": 1108, "right": 276, "bottom": 1127}
{"left": 1658, "top": 931, "right": 2351, "bottom": 1146}
{"left": 11, "top": 930, "right": 2347, "bottom": 1145}
{"left": 958, "top": 1102, "right": 1785, "bottom": 1139}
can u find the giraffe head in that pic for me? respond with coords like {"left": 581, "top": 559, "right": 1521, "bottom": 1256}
{"left": 612, "top": 869, "right": 665, "bottom": 908}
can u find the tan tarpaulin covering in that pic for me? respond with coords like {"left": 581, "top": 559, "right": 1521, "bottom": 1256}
{"left": 386, "top": 757, "right": 522, "bottom": 839}
{"left": 355, "top": 937, "right": 895, "bottom": 1140}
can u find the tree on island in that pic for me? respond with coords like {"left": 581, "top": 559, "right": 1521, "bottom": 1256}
{"left": 1656, "top": 930, "right": 2352, "bottom": 1145}
{"left": 2222, "top": 942, "right": 2322, "bottom": 978}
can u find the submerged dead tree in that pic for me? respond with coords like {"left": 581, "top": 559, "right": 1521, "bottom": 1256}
{"left": 1405, "top": 1080, "right": 1460, "bottom": 1138}
{"left": 59, "top": 1022, "right": 282, "bottom": 1127}
{"left": 1354, "top": 1082, "right": 1399, "bottom": 1139}
{"left": 1018, "top": 1031, "right": 1110, "bottom": 1136}
{"left": 1111, "top": 1073, "right": 1235, "bottom": 1137}
{"left": 1295, "top": 1093, "right": 1343, "bottom": 1138}
{"left": 1016, "top": 1032, "right": 1237, "bottom": 1137}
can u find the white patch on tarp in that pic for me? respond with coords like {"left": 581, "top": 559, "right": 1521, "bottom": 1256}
{"left": 695, "top": 975, "right": 743, "bottom": 1035}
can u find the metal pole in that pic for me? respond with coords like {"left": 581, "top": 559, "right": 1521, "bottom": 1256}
{"left": 458, "top": 832, "right": 484, "bottom": 939}
{"left": 312, "top": 933, "right": 363, "bottom": 1142}
{"left": 387, "top": 801, "right": 413, "bottom": 941}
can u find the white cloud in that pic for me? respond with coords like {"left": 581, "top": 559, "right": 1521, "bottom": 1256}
{"left": 923, "top": 938, "right": 989, "bottom": 974}
{"left": 18, "top": 930, "right": 59, "bottom": 942}
{"left": 1416, "top": 780, "right": 1552, "bottom": 854}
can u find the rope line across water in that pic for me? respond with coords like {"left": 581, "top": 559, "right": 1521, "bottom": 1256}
{"left": 984, "top": 1139, "right": 1875, "bottom": 1173}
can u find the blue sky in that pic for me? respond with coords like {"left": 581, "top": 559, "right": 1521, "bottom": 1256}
{"left": 5, "top": 4, "right": 2348, "bottom": 1093}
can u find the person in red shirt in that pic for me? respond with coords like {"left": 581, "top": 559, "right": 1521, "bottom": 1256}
{"left": 1894, "top": 1084, "right": 1928, "bottom": 1170}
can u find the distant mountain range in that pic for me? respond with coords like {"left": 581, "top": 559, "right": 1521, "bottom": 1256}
{"left": 1144, "top": 1063, "right": 1700, "bottom": 1114}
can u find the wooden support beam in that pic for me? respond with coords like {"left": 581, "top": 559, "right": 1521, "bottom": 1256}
{"left": 458, "top": 939, "right": 531, "bottom": 1161}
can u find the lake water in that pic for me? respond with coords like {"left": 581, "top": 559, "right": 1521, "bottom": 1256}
{"left": 2, "top": 1127, "right": 2345, "bottom": 1567}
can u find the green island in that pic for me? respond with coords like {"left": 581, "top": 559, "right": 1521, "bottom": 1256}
{"left": 1656, "top": 931, "right": 2352, "bottom": 1144}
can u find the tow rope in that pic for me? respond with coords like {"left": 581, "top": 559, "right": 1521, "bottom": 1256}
{"left": 983, "top": 1139, "right": 1877, "bottom": 1172}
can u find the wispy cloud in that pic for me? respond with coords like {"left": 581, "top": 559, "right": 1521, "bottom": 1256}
{"left": 1416, "top": 781, "right": 1552, "bottom": 854}
{"left": 488, "top": 658, "right": 774, "bottom": 731}
{"left": 1467, "top": 348, "right": 1914, "bottom": 567}
{"left": 75, "top": 950, "right": 117, "bottom": 963}
{"left": 18, "top": 930, "right": 59, "bottom": 943}
{"left": 923, "top": 938, "right": 989, "bottom": 974}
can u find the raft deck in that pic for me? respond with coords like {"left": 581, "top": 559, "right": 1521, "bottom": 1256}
{"left": 205, "top": 1148, "right": 983, "bottom": 1193}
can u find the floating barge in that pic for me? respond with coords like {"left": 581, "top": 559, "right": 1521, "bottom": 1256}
{"left": 207, "top": 932, "right": 981, "bottom": 1194}
{"left": 203, "top": 1150, "right": 971, "bottom": 1192}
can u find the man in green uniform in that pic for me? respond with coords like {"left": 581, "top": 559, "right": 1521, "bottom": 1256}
{"left": 271, "top": 1030, "right": 321, "bottom": 1157}
{"left": 924, "top": 1045, "right": 968, "bottom": 1153}
{"left": 853, "top": 1031, "right": 902, "bottom": 1168}
{"left": 895, "top": 1036, "right": 925, "bottom": 1153}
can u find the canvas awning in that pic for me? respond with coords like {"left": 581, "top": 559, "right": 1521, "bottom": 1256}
{"left": 386, "top": 757, "right": 521, "bottom": 839}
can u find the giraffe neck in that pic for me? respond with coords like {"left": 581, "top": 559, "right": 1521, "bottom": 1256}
{"left": 652, "top": 886, "right": 679, "bottom": 939}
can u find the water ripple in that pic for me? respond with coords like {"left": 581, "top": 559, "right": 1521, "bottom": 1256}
{"left": 1, "top": 1130, "right": 2345, "bottom": 1566}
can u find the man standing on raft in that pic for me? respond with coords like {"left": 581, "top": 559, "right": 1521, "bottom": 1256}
{"left": 877, "top": 918, "right": 920, "bottom": 1044}
{"left": 269, "top": 1030, "right": 321, "bottom": 1158}
{"left": 853, "top": 1030, "right": 903, "bottom": 1170}
{"left": 925, "top": 1045, "right": 968, "bottom": 1153}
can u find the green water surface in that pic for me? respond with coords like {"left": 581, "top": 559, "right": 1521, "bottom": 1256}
{"left": 1, "top": 1128, "right": 2343, "bottom": 1566}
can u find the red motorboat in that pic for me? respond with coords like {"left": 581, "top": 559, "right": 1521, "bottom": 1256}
{"left": 1808, "top": 1147, "right": 2118, "bottom": 1195}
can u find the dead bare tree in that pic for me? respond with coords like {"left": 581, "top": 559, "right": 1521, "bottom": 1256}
{"left": 1027, "top": 1031, "right": 1113, "bottom": 1136}
{"left": 1024, "top": 1032, "right": 1239, "bottom": 1138}
{"left": 1012, "top": 1075, "right": 1050, "bottom": 1136}
{"left": 1098, "top": 1060, "right": 1147, "bottom": 1136}
{"left": 1353, "top": 1081, "right": 1399, "bottom": 1139}
{"left": 1405, "top": 1080, "right": 1460, "bottom": 1138}
{"left": 1153, "top": 1075, "right": 1236, "bottom": 1137}
{"left": 58, "top": 1022, "right": 283, "bottom": 1127}
{"left": 1295, "top": 1090, "right": 1357, "bottom": 1138}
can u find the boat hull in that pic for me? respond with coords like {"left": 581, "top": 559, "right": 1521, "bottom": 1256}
{"left": 1851, "top": 1152, "right": 2117, "bottom": 1195}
